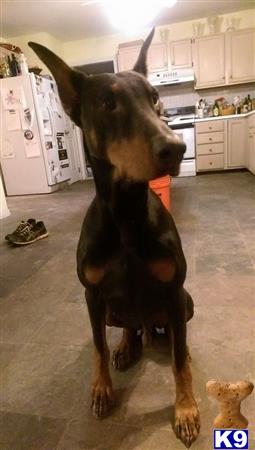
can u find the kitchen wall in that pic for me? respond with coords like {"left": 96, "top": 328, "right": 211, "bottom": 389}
{"left": 160, "top": 83, "right": 255, "bottom": 109}
{"left": 3, "top": 8, "right": 255, "bottom": 68}
{"left": 61, "top": 8, "right": 255, "bottom": 65}
{"left": 1, "top": 32, "right": 62, "bottom": 72}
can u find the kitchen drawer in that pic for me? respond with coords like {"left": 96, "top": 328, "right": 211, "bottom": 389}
{"left": 197, "top": 154, "right": 224, "bottom": 171}
{"left": 196, "top": 131, "right": 224, "bottom": 145}
{"left": 196, "top": 120, "right": 224, "bottom": 133}
{"left": 196, "top": 142, "right": 224, "bottom": 156}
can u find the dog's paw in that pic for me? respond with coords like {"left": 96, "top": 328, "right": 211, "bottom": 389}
{"left": 174, "top": 402, "right": 200, "bottom": 448}
{"left": 112, "top": 336, "right": 142, "bottom": 371}
{"left": 91, "top": 377, "right": 115, "bottom": 418}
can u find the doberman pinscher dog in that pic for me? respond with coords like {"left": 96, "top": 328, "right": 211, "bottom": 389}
{"left": 29, "top": 29, "right": 200, "bottom": 447}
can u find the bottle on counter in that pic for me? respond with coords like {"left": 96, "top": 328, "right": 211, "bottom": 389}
{"left": 242, "top": 97, "right": 249, "bottom": 113}
{"left": 8, "top": 53, "right": 19, "bottom": 76}
{"left": 7, "top": 55, "right": 13, "bottom": 76}
{"left": 197, "top": 98, "right": 205, "bottom": 118}
{"left": 213, "top": 101, "right": 220, "bottom": 117}
{"left": 247, "top": 95, "right": 252, "bottom": 112}
{"left": 17, "top": 53, "right": 29, "bottom": 75}
{"left": 0, "top": 59, "right": 11, "bottom": 77}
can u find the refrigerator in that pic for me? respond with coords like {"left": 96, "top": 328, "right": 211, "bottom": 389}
{"left": 0, "top": 73, "right": 73, "bottom": 195}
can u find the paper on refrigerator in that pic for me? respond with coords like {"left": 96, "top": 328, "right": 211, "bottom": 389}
{"left": 23, "top": 130, "right": 41, "bottom": 158}
{"left": 5, "top": 109, "right": 21, "bottom": 131}
{"left": 1, "top": 87, "right": 27, "bottom": 110}
{"left": 1, "top": 139, "right": 15, "bottom": 159}
{"left": 20, "top": 107, "right": 35, "bottom": 130}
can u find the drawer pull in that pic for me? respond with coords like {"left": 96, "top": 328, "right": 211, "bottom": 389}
{"left": 209, "top": 162, "right": 212, "bottom": 165}
{"left": 209, "top": 126, "right": 212, "bottom": 130}
{"left": 209, "top": 138, "right": 212, "bottom": 141}
{"left": 209, "top": 149, "right": 212, "bottom": 152}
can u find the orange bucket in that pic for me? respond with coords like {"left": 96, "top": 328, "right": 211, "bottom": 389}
{"left": 149, "top": 175, "right": 171, "bottom": 211}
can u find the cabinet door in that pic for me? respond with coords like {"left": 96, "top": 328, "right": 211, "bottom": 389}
{"left": 148, "top": 43, "right": 168, "bottom": 72}
{"left": 226, "top": 29, "right": 255, "bottom": 84}
{"left": 248, "top": 130, "right": 255, "bottom": 175}
{"left": 117, "top": 45, "right": 141, "bottom": 72}
{"left": 194, "top": 34, "right": 225, "bottom": 88}
{"left": 169, "top": 39, "right": 192, "bottom": 69}
{"left": 227, "top": 119, "right": 246, "bottom": 168}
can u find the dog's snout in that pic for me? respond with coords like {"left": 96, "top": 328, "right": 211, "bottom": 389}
{"left": 153, "top": 136, "right": 186, "bottom": 162}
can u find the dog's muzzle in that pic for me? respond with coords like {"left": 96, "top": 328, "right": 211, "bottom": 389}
{"left": 152, "top": 135, "right": 186, "bottom": 176}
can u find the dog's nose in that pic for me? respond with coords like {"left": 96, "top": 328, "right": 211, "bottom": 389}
{"left": 153, "top": 136, "right": 186, "bottom": 162}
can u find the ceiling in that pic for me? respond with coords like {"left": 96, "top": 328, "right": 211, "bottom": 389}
{"left": 2, "top": 0, "right": 255, "bottom": 41}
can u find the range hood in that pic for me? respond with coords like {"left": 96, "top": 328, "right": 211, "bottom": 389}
{"left": 148, "top": 68, "right": 194, "bottom": 87}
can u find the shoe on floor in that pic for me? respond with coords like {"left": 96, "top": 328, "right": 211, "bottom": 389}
{"left": 8, "top": 221, "right": 49, "bottom": 246}
{"left": 5, "top": 218, "right": 36, "bottom": 241}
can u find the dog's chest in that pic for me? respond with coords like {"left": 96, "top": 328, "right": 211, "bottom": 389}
{"left": 98, "top": 249, "right": 172, "bottom": 328}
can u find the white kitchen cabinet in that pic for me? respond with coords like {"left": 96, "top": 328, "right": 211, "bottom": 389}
{"left": 117, "top": 44, "right": 142, "bottom": 72}
{"left": 226, "top": 29, "right": 255, "bottom": 85}
{"left": 248, "top": 130, "right": 255, "bottom": 174}
{"left": 196, "top": 119, "right": 226, "bottom": 171}
{"left": 247, "top": 115, "right": 255, "bottom": 174}
{"left": 227, "top": 118, "right": 246, "bottom": 168}
{"left": 193, "top": 34, "right": 225, "bottom": 88}
{"left": 148, "top": 43, "right": 168, "bottom": 72}
{"left": 169, "top": 39, "right": 192, "bottom": 69}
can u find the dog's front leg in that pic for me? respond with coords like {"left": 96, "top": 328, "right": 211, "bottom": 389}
{"left": 170, "top": 288, "right": 200, "bottom": 448}
{"left": 85, "top": 288, "right": 115, "bottom": 418}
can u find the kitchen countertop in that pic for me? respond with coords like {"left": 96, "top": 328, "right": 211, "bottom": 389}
{"left": 195, "top": 110, "right": 255, "bottom": 122}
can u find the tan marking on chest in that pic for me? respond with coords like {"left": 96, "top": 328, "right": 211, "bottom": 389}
{"left": 84, "top": 265, "right": 106, "bottom": 285}
{"left": 147, "top": 258, "right": 176, "bottom": 282}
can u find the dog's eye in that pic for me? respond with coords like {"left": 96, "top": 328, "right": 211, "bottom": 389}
{"left": 101, "top": 93, "right": 116, "bottom": 111}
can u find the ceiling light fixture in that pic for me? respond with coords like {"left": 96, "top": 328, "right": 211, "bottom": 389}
{"left": 81, "top": 0, "right": 177, "bottom": 32}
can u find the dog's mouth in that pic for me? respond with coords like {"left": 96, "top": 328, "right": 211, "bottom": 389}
{"left": 155, "top": 161, "right": 181, "bottom": 179}
{"left": 151, "top": 132, "right": 186, "bottom": 180}
{"left": 155, "top": 151, "right": 184, "bottom": 179}
{"left": 168, "top": 163, "right": 181, "bottom": 177}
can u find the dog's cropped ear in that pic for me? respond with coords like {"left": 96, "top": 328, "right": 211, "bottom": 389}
{"left": 133, "top": 28, "right": 155, "bottom": 77}
{"left": 28, "top": 42, "right": 84, "bottom": 126}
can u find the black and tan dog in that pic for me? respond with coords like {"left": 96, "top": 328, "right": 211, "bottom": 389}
{"left": 29, "top": 29, "right": 200, "bottom": 447}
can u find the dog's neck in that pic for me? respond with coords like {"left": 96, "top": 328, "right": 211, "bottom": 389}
{"left": 89, "top": 154, "right": 149, "bottom": 228}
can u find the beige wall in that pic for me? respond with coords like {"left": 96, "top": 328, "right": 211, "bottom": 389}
{"left": 4, "top": 8, "right": 255, "bottom": 71}
{"left": 2, "top": 32, "right": 62, "bottom": 73}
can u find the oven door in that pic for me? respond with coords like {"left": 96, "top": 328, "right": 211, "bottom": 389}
{"left": 169, "top": 124, "right": 195, "bottom": 159}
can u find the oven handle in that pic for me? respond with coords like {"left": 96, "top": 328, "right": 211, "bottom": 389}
{"left": 168, "top": 122, "right": 194, "bottom": 130}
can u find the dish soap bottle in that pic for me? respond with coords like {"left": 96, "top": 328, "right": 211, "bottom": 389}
{"left": 213, "top": 101, "right": 220, "bottom": 117}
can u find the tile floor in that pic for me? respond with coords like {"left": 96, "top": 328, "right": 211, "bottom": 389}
{"left": 0, "top": 171, "right": 254, "bottom": 450}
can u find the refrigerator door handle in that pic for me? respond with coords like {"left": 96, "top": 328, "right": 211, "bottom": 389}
{"left": 47, "top": 106, "right": 55, "bottom": 139}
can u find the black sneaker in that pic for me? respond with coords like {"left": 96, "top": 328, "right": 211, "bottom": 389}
{"left": 8, "top": 221, "right": 49, "bottom": 245}
{"left": 5, "top": 218, "right": 36, "bottom": 241}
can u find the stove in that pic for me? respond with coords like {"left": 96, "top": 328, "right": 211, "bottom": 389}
{"left": 164, "top": 106, "right": 196, "bottom": 177}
